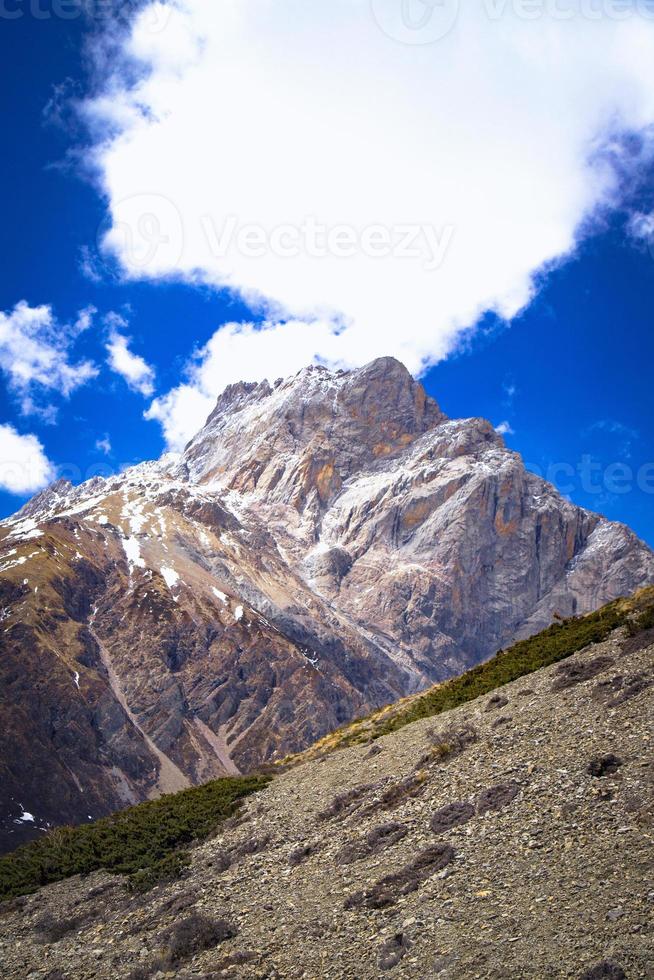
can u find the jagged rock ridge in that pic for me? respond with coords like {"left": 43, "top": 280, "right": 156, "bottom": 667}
{"left": 1, "top": 356, "right": 652, "bottom": 847}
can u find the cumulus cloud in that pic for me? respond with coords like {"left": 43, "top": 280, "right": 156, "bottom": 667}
{"left": 0, "top": 424, "right": 55, "bottom": 495}
{"left": 0, "top": 301, "right": 98, "bottom": 418}
{"left": 495, "top": 421, "right": 515, "bottom": 437}
{"left": 83, "top": 0, "right": 654, "bottom": 445}
{"left": 105, "top": 318, "right": 156, "bottom": 396}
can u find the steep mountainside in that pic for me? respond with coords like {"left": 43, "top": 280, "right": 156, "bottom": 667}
{"left": 0, "top": 596, "right": 652, "bottom": 979}
{"left": 1, "top": 357, "right": 653, "bottom": 847}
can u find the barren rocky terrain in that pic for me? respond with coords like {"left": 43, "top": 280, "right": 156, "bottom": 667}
{"left": 0, "top": 612, "right": 651, "bottom": 979}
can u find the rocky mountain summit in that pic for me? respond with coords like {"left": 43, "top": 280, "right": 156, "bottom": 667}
{"left": 0, "top": 595, "right": 652, "bottom": 978}
{"left": 1, "top": 357, "right": 653, "bottom": 847}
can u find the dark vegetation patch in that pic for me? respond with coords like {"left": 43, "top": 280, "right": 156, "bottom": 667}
{"left": 127, "top": 966, "right": 153, "bottom": 980}
{"left": 620, "top": 626, "right": 654, "bottom": 658}
{"left": 157, "top": 889, "right": 197, "bottom": 917}
{"left": 0, "top": 895, "right": 26, "bottom": 917}
{"left": 588, "top": 755, "right": 623, "bottom": 778}
{"left": 627, "top": 601, "right": 654, "bottom": 634}
{"left": 206, "top": 850, "right": 232, "bottom": 873}
{"left": 485, "top": 694, "right": 508, "bottom": 711}
{"left": 334, "top": 840, "right": 365, "bottom": 866}
{"left": 491, "top": 715, "right": 512, "bottom": 728}
{"left": 212, "top": 949, "right": 259, "bottom": 972}
{"left": 85, "top": 879, "right": 121, "bottom": 902}
{"left": 476, "top": 782, "right": 520, "bottom": 815}
{"left": 0, "top": 775, "right": 270, "bottom": 901}
{"left": 378, "top": 932, "right": 411, "bottom": 971}
{"left": 34, "top": 910, "right": 87, "bottom": 943}
{"left": 418, "top": 725, "right": 478, "bottom": 768}
{"left": 361, "top": 774, "right": 426, "bottom": 819}
{"left": 344, "top": 843, "right": 455, "bottom": 910}
{"left": 579, "top": 962, "right": 627, "bottom": 980}
{"left": 161, "top": 913, "right": 237, "bottom": 965}
{"left": 129, "top": 851, "right": 191, "bottom": 893}
{"left": 288, "top": 843, "right": 318, "bottom": 867}
{"left": 230, "top": 835, "right": 271, "bottom": 860}
{"left": 336, "top": 822, "right": 408, "bottom": 866}
{"left": 123, "top": 888, "right": 199, "bottom": 940}
{"left": 367, "top": 821, "right": 408, "bottom": 851}
{"left": 129, "top": 914, "right": 238, "bottom": 978}
{"left": 551, "top": 656, "right": 615, "bottom": 691}
{"left": 200, "top": 836, "right": 272, "bottom": 874}
{"left": 317, "top": 782, "right": 379, "bottom": 821}
{"left": 430, "top": 802, "right": 475, "bottom": 835}
{"left": 594, "top": 671, "right": 652, "bottom": 708}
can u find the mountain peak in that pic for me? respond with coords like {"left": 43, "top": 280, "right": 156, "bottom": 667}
{"left": 184, "top": 356, "right": 446, "bottom": 492}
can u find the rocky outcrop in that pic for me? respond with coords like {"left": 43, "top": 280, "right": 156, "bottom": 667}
{"left": 1, "top": 357, "right": 652, "bottom": 847}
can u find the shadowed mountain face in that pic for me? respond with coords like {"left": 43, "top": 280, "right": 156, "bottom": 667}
{"left": 1, "top": 357, "right": 652, "bottom": 848}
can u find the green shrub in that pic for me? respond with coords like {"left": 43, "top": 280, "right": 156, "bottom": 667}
{"left": 0, "top": 774, "right": 270, "bottom": 901}
{"left": 373, "top": 601, "right": 629, "bottom": 738}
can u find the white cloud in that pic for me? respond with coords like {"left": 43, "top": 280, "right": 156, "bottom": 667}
{"left": 0, "top": 424, "right": 55, "bottom": 495}
{"left": 627, "top": 210, "right": 654, "bottom": 243}
{"left": 95, "top": 434, "right": 113, "bottom": 455}
{"left": 495, "top": 421, "right": 515, "bottom": 437}
{"left": 83, "top": 1, "right": 654, "bottom": 445}
{"left": 105, "top": 320, "right": 156, "bottom": 396}
{"left": 0, "top": 301, "right": 98, "bottom": 417}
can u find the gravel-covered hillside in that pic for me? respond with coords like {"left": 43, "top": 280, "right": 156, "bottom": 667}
{"left": 0, "top": 600, "right": 652, "bottom": 979}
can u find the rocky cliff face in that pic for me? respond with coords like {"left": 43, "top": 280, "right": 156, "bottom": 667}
{"left": 1, "top": 357, "right": 652, "bottom": 848}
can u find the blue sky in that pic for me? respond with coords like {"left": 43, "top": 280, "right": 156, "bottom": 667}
{"left": 0, "top": 3, "right": 653, "bottom": 548}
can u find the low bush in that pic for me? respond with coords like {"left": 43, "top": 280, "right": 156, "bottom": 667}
{"left": 288, "top": 843, "right": 318, "bottom": 867}
{"left": 35, "top": 910, "right": 86, "bottom": 943}
{"left": 0, "top": 774, "right": 270, "bottom": 901}
{"left": 162, "top": 912, "right": 237, "bottom": 965}
{"left": 345, "top": 843, "right": 455, "bottom": 910}
{"left": 129, "top": 913, "right": 238, "bottom": 978}
{"left": 317, "top": 782, "right": 378, "bottom": 821}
